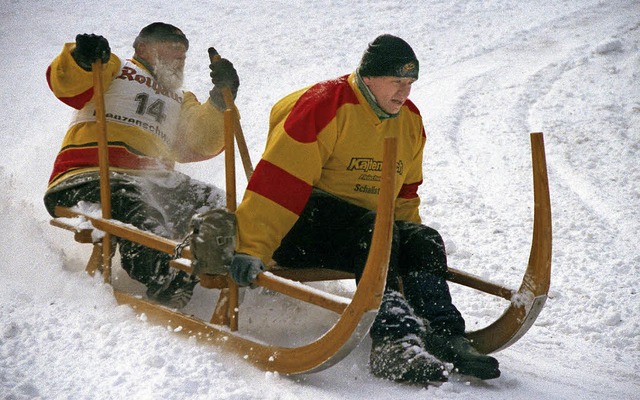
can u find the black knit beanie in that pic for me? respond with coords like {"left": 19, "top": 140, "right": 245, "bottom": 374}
{"left": 133, "top": 22, "right": 189, "bottom": 50}
{"left": 358, "top": 34, "right": 419, "bottom": 79}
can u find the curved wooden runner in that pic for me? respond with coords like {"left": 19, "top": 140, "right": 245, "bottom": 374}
{"left": 464, "top": 132, "right": 552, "bottom": 353}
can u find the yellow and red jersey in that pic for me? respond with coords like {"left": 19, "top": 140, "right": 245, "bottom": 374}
{"left": 46, "top": 42, "right": 225, "bottom": 189}
{"left": 236, "top": 72, "right": 426, "bottom": 263}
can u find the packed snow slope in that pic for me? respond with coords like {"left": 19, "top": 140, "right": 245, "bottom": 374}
{"left": 1, "top": 1, "right": 638, "bottom": 399}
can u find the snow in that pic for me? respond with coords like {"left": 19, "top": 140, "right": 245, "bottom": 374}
{"left": 1, "top": 0, "right": 639, "bottom": 399}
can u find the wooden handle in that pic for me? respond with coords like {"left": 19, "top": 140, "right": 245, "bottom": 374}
{"left": 207, "top": 46, "right": 254, "bottom": 182}
{"left": 208, "top": 46, "right": 241, "bottom": 330}
{"left": 91, "top": 59, "right": 112, "bottom": 282}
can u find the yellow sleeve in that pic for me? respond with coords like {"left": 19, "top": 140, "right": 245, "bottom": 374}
{"left": 173, "top": 92, "right": 226, "bottom": 162}
{"left": 47, "top": 42, "right": 121, "bottom": 105}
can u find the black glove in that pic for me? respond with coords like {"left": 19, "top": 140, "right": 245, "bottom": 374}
{"left": 72, "top": 34, "right": 110, "bottom": 71}
{"left": 209, "top": 58, "right": 239, "bottom": 110}
{"left": 229, "top": 253, "right": 265, "bottom": 287}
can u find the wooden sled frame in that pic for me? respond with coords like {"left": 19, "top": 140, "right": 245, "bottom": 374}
{"left": 51, "top": 136, "right": 397, "bottom": 374}
{"left": 49, "top": 58, "right": 551, "bottom": 373}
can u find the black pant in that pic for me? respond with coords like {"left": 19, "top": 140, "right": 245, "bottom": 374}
{"left": 273, "top": 189, "right": 465, "bottom": 339}
{"left": 45, "top": 172, "right": 223, "bottom": 289}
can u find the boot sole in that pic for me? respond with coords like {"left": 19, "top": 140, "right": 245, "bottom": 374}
{"left": 453, "top": 360, "right": 501, "bottom": 380}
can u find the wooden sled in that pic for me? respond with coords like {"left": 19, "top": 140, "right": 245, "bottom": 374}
{"left": 49, "top": 58, "right": 551, "bottom": 374}
{"left": 51, "top": 134, "right": 397, "bottom": 374}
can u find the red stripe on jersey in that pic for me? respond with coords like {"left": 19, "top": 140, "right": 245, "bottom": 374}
{"left": 247, "top": 160, "right": 312, "bottom": 215}
{"left": 403, "top": 99, "right": 426, "bottom": 138}
{"left": 403, "top": 99, "right": 421, "bottom": 115}
{"left": 398, "top": 180, "right": 422, "bottom": 199}
{"left": 46, "top": 65, "right": 94, "bottom": 110}
{"left": 49, "top": 145, "right": 171, "bottom": 183}
{"left": 284, "top": 75, "right": 359, "bottom": 143}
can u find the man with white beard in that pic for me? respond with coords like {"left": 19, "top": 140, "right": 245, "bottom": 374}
{"left": 44, "top": 22, "right": 239, "bottom": 308}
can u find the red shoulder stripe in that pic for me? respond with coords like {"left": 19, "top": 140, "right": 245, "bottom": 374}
{"left": 403, "top": 99, "right": 421, "bottom": 115}
{"left": 284, "top": 75, "right": 359, "bottom": 143}
{"left": 403, "top": 99, "right": 426, "bottom": 138}
{"left": 246, "top": 159, "right": 312, "bottom": 215}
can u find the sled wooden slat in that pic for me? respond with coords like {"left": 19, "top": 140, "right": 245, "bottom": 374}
{"left": 446, "top": 268, "right": 515, "bottom": 301}
{"left": 53, "top": 206, "right": 193, "bottom": 260}
{"left": 268, "top": 267, "right": 354, "bottom": 282}
{"left": 49, "top": 219, "right": 96, "bottom": 243}
{"left": 256, "top": 272, "right": 350, "bottom": 314}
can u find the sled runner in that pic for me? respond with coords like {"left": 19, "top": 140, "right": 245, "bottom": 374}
{"left": 49, "top": 56, "right": 551, "bottom": 373}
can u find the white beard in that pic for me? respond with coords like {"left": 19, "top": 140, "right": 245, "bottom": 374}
{"left": 153, "top": 58, "right": 184, "bottom": 91}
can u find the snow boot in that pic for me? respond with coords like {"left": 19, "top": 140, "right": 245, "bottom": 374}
{"left": 146, "top": 270, "right": 199, "bottom": 309}
{"left": 370, "top": 334, "right": 448, "bottom": 385}
{"left": 423, "top": 333, "right": 500, "bottom": 380}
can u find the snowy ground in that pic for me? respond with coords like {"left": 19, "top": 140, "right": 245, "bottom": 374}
{"left": 1, "top": 1, "right": 639, "bottom": 399}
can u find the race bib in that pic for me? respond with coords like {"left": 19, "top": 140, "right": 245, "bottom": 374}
{"left": 71, "top": 59, "right": 183, "bottom": 146}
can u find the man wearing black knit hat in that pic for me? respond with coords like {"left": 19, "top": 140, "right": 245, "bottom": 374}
{"left": 229, "top": 34, "right": 500, "bottom": 385}
{"left": 45, "top": 23, "right": 240, "bottom": 308}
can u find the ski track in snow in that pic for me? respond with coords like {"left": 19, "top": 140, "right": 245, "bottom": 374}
{"left": 1, "top": 1, "right": 639, "bottom": 399}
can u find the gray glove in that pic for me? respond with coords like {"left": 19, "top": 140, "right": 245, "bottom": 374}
{"left": 229, "top": 253, "right": 265, "bottom": 287}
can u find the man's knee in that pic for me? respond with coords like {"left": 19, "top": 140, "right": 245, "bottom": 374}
{"left": 398, "top": 222, "right": 448, "bottom": 276}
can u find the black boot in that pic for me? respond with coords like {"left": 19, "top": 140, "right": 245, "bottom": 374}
{"left": 423, "top": 333, "right": 500, "bottom": 380}
{"left": 369, "top": 290, "right": 448, "bottom": 384}
{"left": 370, "top": 334, "right": 447, "bottom": 384}
{"left": 146, "top": 270, "right": 199, "bottom": 309}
